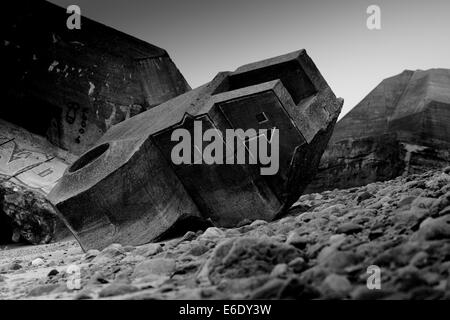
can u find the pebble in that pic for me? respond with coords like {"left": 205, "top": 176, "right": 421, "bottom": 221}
{"left": 425, "top": 173, "right": 450, "bottom": 189}
{"left": 422, "top": 272, "right": 440, "bottom": 286}
{"left": 397, "top": 196, "right": 416, "bottom": 208}
{"left": 31, "top": 258, "right": 45, "bottom": 267}
{"left": 89, "top": 271, "right": 109, "bottom": 285}
{"left": 288, "top": 257, "right": 307, "bottom": 273}
{"left": 121, "top": 255, "right": 145, "bottom": 264}
{"left": 133, "top": 243, "right": 162, "bottom": 257}
{"left": 319, "top": 204, "right": 347, "bottom": 216}
{"left": 336, "top": 223, "right": 363, "bottom": 235}
{"left": 318, "top": 250, "right": 361, "bottom": 273}
{"left": 270, "top": 264, "right": 288, "bottom": 278}
{"left": 411, "top": 197, "right": 437, "bottom": 210}
{"left": 98, "top": 283, "right": 139, "bottom": 298}
{"left": 47, "top": 269, "right": 59, "bottom": 277}
{"left": 409, "top": 251, "right": 429, "bottom": 268}
{"left": 395, "top": 266, "right": 428, "bottom": 291}
{"left": 285, "top": 232, "right": 308, "bottom": 249}
{"left": 74, "top": 289, "right": 94, "bottom": 300}
{"left": 132, "top": 258, "right": 176, "bottom": 278}
{"left": 0, "top": 262, "right": 22, "bottom": 272}
{"left": 180, "top": 231, "right": 197, "bottom": 242}
{"left": 431, "top": 192, "right": 450, "bottom": 216}
{"left": 249, "top": 278, "right": 285, "bottom": 300}
{"left": 186, "top": 243, "right": 210, "bottom": 256}
{"left": 249, "top": 220, "right": 268, "bottom": 228}
{"left": 200, "top": 227, "right": 225, "bottom": 239}
{"left": 277, "top": 277, "right": 321, "bottom": 299}
{"left": 350, "top": 286, "right": 393, "bottom": 300}
{"left": 414, "top": 215, "right": 450, "bottom": 240}
{"left": 83, "top": 249, "right": 100, "bottom": 261}
{"left": 198, "top": 237, "right": 299, "bottom": 284}
{"left": 28, "top": 284, "right": 60, "bottom": 297}
{"left": 320, "top": 274, "right": 352, "bottom": 299}
{"left": 357, "top": 191, "right": 374, "bottom": 203}
{"left": 92, "top": 244, "right": 125, "bottom": 264}
{"left": 440, "top": 206, "right": 450, "bottom": 216}
{"left": 328, "top": 234, "right": 346, "bottom": 245}
{"left": 438, "top": 261, "right": 450, "bottom": 275}
{"left": 368, "top": 229, "right": 384, "bottom": 240}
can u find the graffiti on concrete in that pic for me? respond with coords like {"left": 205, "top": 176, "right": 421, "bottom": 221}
{"left": 0, "top": 121, "right": 75, "bottom": 194}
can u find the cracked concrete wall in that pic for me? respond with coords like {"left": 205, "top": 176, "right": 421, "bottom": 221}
{"left": 308, "top": 69, "right": 450, "bottom": 193}
{"left": 2, "top": 1, "right": 190, "bottom": 156}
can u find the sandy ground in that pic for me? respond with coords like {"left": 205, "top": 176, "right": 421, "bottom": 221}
{"left": 0, "top": 239, "right": 83, "bottom": 299}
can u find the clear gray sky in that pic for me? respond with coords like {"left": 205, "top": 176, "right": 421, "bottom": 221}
{"left": 50, "top": 0, "right": 450, "bottom": 118}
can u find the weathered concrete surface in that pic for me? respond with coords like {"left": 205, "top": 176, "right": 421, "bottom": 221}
{"left": 307, "top": 134, "right": 405, "bottom": 193}
{"left": 0, "top": 119, "right": 76, "bottom": 194}
{"left": 49, "top": 50, "right": 343, "bottom": 250}
{"left": 308, "top": 69, "right": 450, "bottom": 193}
{"left": 2, "top": 0, "right": 190, "bottom": 156}
{"left": 1, "top": 167, "right": 449, "bottom": 300}
{"left": 0, "top": 119, "right": 74, "bottom": 243}
{"left": 1, "top": 0, "right": 191, "bottom": 245}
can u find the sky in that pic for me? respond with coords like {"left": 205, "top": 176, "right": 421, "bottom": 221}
{"left": 49, "top": 0, "right": 450, "bottom": 118}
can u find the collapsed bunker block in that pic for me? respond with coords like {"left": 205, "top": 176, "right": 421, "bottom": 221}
{"left": 48, "top": 50, "right": 343, "bottom": 250}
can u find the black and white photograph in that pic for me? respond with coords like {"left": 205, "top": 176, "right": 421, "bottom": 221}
{"left": 0, "top": 0, "right": 449, "bottom": 308}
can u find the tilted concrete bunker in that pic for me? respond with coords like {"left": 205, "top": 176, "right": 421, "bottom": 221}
{"left": 49, "top": 50, "right": 343, "bottom": 250}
